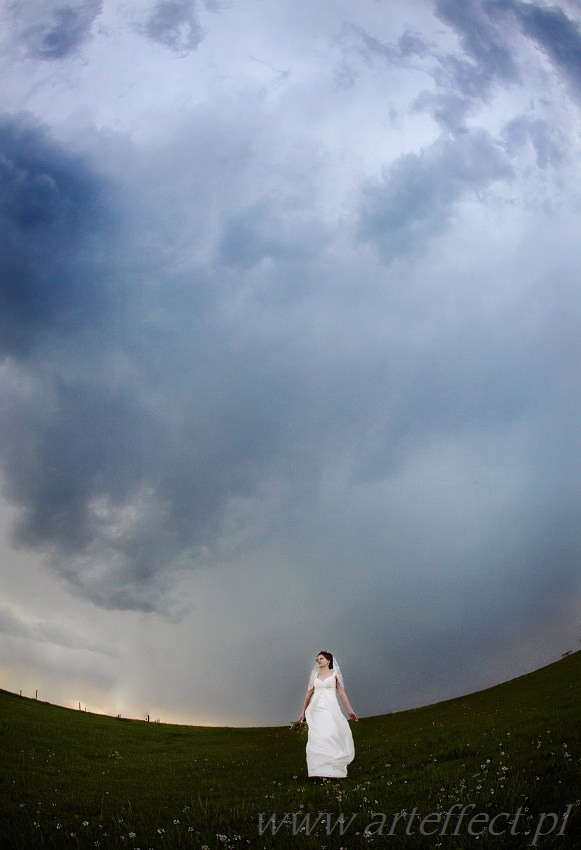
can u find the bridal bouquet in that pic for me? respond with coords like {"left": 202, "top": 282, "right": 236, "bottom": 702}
{"left": 289, "top": 719, "right": 307, "bottom": 734}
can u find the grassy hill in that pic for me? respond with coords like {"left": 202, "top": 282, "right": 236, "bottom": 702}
{"left": 1, "top": 652, "right": 580, "bottom": 849}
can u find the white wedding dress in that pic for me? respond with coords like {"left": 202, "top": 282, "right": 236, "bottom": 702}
{"left": 305, "top": 672, "right": 355, "bottom": 778}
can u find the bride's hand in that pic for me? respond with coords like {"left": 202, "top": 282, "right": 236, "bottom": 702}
{"left": 349, "top": 712, "right": 358, "bottom": 721}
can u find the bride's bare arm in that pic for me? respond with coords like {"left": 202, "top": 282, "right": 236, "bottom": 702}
{"left": 337, "top": 681, "right": 358, "bottom": 720}
{"left": 299, "top": 687, "right": 314, "bottom": 722}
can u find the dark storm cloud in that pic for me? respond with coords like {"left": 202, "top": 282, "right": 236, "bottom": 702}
{"left": 11, "top": 0, "right": 103, "bottom": 60}
{"left": 512, "top": 1, "right": 581, "bottom": 100}
{"left": 0, "top": 111, "right": 331, "bottom": 613}
{"left": 0, "top": 113, "right": 111, "bottom": 355}
{"left": 0, "top": 114, "right": 173, "bottom": 610}
{"left": 358, "top": 129, "right": 512, "bottom": 264}
{"left": 434, "top": 0, "right": 581, "bottom": 104}
{"left": 0, "top": 0, "right": 579, "bottom": 638}
{"left": 142, "top": 0, "right": 204, "bottom": 54}
{"left": 1, "top": 101, "right": 568, "bottom": 620}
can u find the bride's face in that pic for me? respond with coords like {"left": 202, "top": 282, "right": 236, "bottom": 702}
{"left": 316, "top": 654, "right": 330, "bottom": 669}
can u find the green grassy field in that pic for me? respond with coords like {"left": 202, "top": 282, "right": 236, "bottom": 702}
{"left": 1, "top": 652, "right": 580, "bottom": 849}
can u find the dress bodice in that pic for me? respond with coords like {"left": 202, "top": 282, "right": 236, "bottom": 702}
{"left": 314, "top": 672, "right": 336, "bottom": 690}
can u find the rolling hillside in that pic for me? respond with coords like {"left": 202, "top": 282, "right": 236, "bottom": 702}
{"left": 1, "top": 651, "right": 580, "bottom": 848}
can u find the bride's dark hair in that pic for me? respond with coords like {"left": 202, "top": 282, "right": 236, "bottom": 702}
{"left": 318, "top": 650, "right": 333, "bottom": 669}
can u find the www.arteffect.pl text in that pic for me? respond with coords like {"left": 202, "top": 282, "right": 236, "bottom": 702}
{"left": 257, "top": 802, "right": 573, "bottom": 845}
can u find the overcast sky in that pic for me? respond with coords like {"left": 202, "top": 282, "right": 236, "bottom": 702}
{"left": 0, "top": 0, "right": 580, "bottom": 726}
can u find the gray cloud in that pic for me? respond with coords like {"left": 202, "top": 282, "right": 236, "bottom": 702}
{"left": 433, "top": 0, "right": 581, "bottom": 108}
{"left": 217, "top": 197, "right": 328, "bottom": 269}
{"left": 398, "top": 28, "right": 433, "bottom": 59}
{"left": 142, "top": 0, "right": 204, "bottom": 54}
{"left": 338, "top": 22, "right": 437, "bottom": 82}
{"left": 343, "top": 6, "right": 520, "bottom": 131}
{"left": 412, "top": 90, "right": 471, "bottom": 132}
{"left": 358, "top": 129, "right": 513, "bottom": 264}
{"left": 340, "top": 22, "right": 401, "bottom": 65}
{"left": 512, "top": 1, "right": 581, "bottom": 100}
{"left": 434, "top": 0, "right": 520, "bottom": 87}
{"left": 11, "top": 0, "right": 103, "bottom": 60}
{"left": 0, "top": 604, "right": 115, "bottom": 655}
{"left": 501, "top": 115, "right": 567, "bottom": 167}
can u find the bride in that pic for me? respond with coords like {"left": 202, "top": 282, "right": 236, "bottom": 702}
{"left": 299, "top": 651, "right": 358, "bottom": 778}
